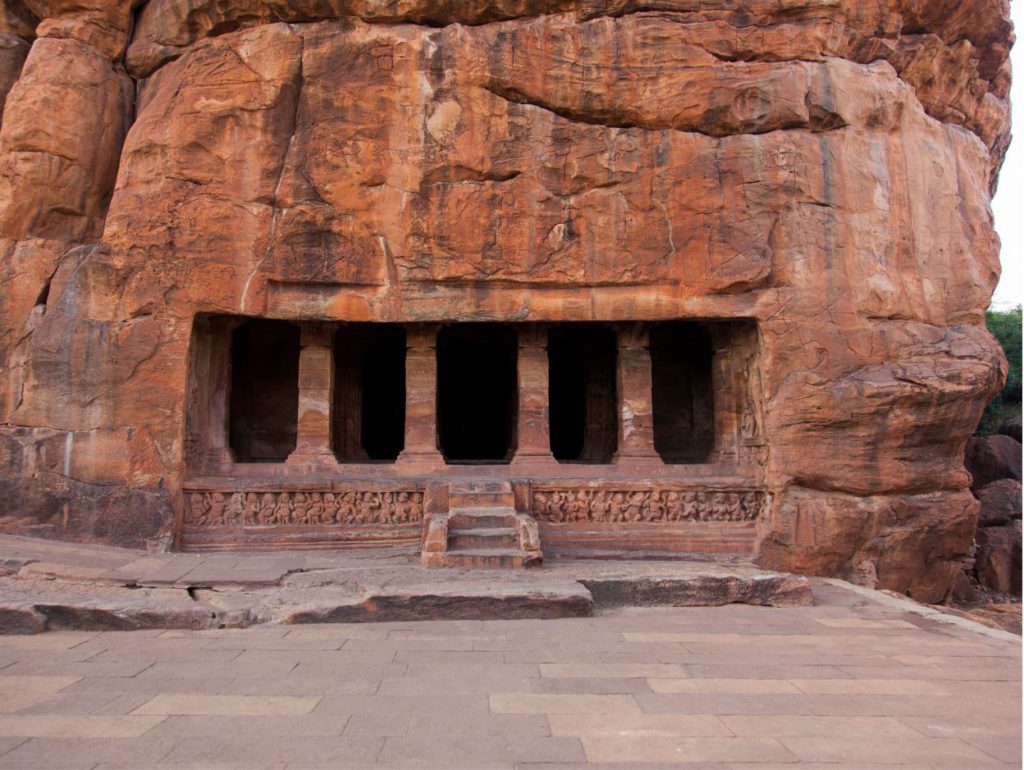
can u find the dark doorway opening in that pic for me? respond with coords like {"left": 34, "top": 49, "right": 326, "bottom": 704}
{"left": 437, "top": 324, "right": 517, "bottom": 463}
{"left": 650, "top": 321, "right": 715, "bottom": 463}
{"left": 229, "top": 319, "right": 300, "bottom": 463}
{"left": 333, "top": 324, "right": 406, "bottom": 462}
{"left": 548, "top": 324, "right": 618, "bottom": 463}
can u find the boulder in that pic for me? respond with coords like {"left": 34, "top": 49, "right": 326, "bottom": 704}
{"left": 965, "top": 434, "right": 1022, "bottom": 490}
{"left": 974, "top": 479, "right": 1022, "bottom": 526}
{"left": 975, "top": 521, "right": 1022, "bottom": 596}
{"left": 998, "top": 416, "right": 1022, "bottom": 444}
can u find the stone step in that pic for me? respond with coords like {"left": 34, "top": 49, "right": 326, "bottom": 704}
{"left": 448, "top": 527, "right": 518, "bottom": 550}
{"left": 448, "top": 481, "right": 515, "bottom": 510}
{"left": 441, "top": 548, "right": 542, "bottom": 569}
{"left": 448, "top": 507, "right": 518, "bottom": 529}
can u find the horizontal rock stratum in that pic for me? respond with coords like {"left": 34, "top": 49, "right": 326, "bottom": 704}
{"left": 0, "top": 0, "right": 1013, "bottom": 604}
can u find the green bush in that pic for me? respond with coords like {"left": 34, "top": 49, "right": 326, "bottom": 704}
{"left": 979, "top": 305, "right": 1022, "bottom": 435}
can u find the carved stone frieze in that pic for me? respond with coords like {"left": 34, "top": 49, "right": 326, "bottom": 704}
{"left": 183, "top": 489, "right": 424, "bottom": 527}
{"left": 532, "top": 488, "right": 768, "bottom": 524}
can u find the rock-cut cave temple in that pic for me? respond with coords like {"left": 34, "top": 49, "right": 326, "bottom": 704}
{"left": 0, "top": 0, "right": 1013, "bottom": 601}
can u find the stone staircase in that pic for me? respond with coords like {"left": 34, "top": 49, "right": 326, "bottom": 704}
{"left": 421, "top": 481, "right": 543, "bottom": 568}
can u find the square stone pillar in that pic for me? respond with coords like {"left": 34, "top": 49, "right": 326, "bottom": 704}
{"left": 512, "top": 324, "right": 555, "bottom": 466}
{"left": 189, "top": 315, "right": 238, "bottom": 473}
{"left": 397, "top": 324, "right": 444, "bottom": 470}
{"left": 286, "top": 323, "right": 336, "bottom": 466}
{"left": 614, "top": 323, "right": 662, "bottom": 465}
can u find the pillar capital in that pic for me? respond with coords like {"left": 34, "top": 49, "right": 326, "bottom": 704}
{"left": 299, "top": 321, "right": 332, "bottom": 348}
{"left": 617, "top": 322, "right": 650, "bottom": 350}
{"left": 406, "top": 323, "right": 442, "bottom": 350}
{"left": 517, "top": 323, "right": 549, "bottom": 349}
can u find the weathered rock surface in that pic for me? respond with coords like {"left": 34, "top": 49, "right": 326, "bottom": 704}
{"left": 966, "top": 434, "right": 1023, "bottom": 490}
{"left": 0, "top": 31, "right": 28, "bottom": 118}
{"left": 975, "top": 521, "right": 1023, "bottom": 596}
{"left": 975, "top": 479, "right": 1022, "bottom": 527}
{"left": 0, "top": 0, "right": 1013, "bottom": 603}
{"left": 998, "top": 417, "right": 1022, "bottom": 443}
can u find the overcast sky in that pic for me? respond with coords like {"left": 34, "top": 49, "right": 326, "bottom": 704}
{"left": 991, "top": 2, "right": 1023, "bottom": 310}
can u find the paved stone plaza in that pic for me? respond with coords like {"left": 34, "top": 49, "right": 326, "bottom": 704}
{"left": 0, "top": 580, "right": 1019, "bottom": 769}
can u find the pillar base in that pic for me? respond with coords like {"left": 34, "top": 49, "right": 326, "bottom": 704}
{"left": 511, "top": 451, "right": 557, "bottom": 468}
{"left": 285, "top": 448, "right": 337, "bottom": 467}
{"left": 613, "top": 453, "right": 664, "bottom": 467}
{"left": 396, "top": 450, "right": 445, "bottom": 472}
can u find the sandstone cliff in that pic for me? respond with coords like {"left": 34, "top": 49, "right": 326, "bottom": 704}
{"left": 0, "top": 0, "right": 1013, "bottom": 602}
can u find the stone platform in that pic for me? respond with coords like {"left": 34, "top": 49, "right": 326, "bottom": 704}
{"left": 0, "top": 535, "right": 815, "bottom": 634}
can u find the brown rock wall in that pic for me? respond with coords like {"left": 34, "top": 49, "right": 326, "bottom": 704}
{"left": 0, "top": 31, "right": 28, "bottom": 120}
{"left": 24, "top": 0, "right": 137, "bottom": 58}
{"left": 757, "top": 486, "right": 980, "bottom": 603}
{"left": 0, "top": 1, "right": 37, "bottom": 39}
{"left": 0, "top": 36, "right": 132, "bottom": 242}
{"left": 123, "top": 0, "right": 1012, "bottom": 174}
{"left": 0, "top": 1, "right": 1013, "bottom": 600}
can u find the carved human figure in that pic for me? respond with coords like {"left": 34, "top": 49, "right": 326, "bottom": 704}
{"left": 274, "top": 493, "right": 293, "bottom": 524}
{"left": 694, "top": 492, "right": 709, "bottom": 521}
{"left": 648, "top": 491, "right": 666, "bottom": 521}
{"left": 592, "top": 491, "right": 611, "bottom": 522}
{"left": 665, "top": 491, "right": 682, "bottom": 521}
{"left": 338, "top": 491, "right": 356, "bottom": 522}
{"left": 307, "top": 492, "right": 325, "bottom": 524}
{"left": 258, "top": 492, "right": 276, "bottom": 524}
{"left": 624, "top": 491, "right": 644, "bottom": 522}
{"left": 322, "top": 493, "right": 338, "bottom": 523}
{"left": 711, "top": 493, "right": 729, "bottom": 520}
{"left": 244, "top": 492, "right": 261, "bottom": 525}
{"left": 205, "top": 492, "right": 226, "bottom": 525}
{"left": 681, "top": 492, "right": 698, "bottom": 521}
{"left": 188, "top": 493, "right": 209, "bottom": 524}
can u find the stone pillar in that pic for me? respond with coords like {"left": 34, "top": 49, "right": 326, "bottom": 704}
{"left": 397, "top": 324, "right": 444, "bottom": 469}
{"left": 202, "top": 318, "right": 237, "bottom": 470}
{"left": 184, "top": 316, "right": 238, "bottom": 473}
{"left": 614, "top": 323, "right": 662, "bottom": 465}
{"left": 287, "top": 323, "right": 335, "bottom": 465}
{"left": 512, "top": 324, "right": 555, "bottom": 466}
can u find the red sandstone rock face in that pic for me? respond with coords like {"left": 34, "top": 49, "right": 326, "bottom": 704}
{"left": 0, "top": 0, "right": 1013, "bottom": 602}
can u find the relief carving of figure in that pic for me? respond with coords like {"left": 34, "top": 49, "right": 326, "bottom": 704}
{"left": 206, "top": 492, "right": 227, "bottom": 525}
{"left": 648, "top": 491, "right": 666, "bottom": 521}
{"left": 187, "top": 492, "right": 210, "bottom": 524}
{"left": 226, "top": 492, "right": 245, "bottom": 525}
{"left": 608, "top": 492, "right": 626, "bottom": 522}
{"left": 258, "top": 492, "right": 277, "bottom": 524}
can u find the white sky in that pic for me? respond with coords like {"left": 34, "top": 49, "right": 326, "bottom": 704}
{"left": 991, "top": 1, "right": 1023, "bottom": 309}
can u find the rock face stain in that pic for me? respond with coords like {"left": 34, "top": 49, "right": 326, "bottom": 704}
{"left": 0, "top": 0, "right": 1013, "bottom": 604}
